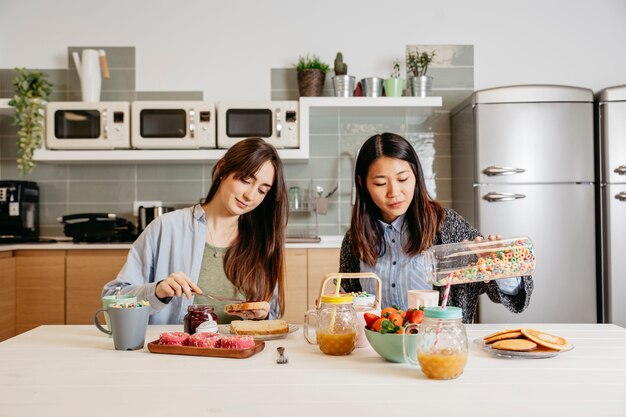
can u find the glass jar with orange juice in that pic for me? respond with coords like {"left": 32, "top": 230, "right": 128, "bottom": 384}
{"left": 304, "top": 294, "right": 358, "bottom": 356}
{"left": 403, "top": 306, "right": 468, "bottom": 380}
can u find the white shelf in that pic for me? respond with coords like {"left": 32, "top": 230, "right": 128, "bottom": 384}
{"left": 32, "top": 96, "right": 442, "bottom": 164}
{"left": 33, "top": 147, "right": 307, "bottom": 164}
{"left": 0, "top": 99, "right": 13, "bottom": 110}
{"left": 299, "top": 96, "right": 442, "bottom": 108}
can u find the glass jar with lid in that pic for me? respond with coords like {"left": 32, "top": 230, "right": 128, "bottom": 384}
{"left": 424, "top": 236, "right": 535, "bottom": 286}
{"left": 184, "top": 304, "right": 218, "bottom": 334}
{"left": 303, "top": 294, "right": 358, "bottom": 356}
{"left": 403, "top": 306, "right": 468, "bottom": 380}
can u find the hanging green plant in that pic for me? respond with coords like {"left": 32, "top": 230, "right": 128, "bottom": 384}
{"left": 8, "top": 68, "right": 53, "bottom": 176}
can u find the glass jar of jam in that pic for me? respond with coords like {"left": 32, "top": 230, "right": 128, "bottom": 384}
{"left": 403, "top": 306, "right": 468, "bottom": 380}
{"left": 303, "top": 294, "right": 358, "bottom": 356}
{"left": 184, "top": 304, "right": 218, "bottom": 334}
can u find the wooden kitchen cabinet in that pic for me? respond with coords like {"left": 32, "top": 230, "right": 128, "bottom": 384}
{"left": 307, "top": 248, "right": 340, "bottom": 310}
{"left": 283, "top": 248, "right": 307, "bottom": 324}
{"left": 0, "top": 252, "right": 16, "bottom": 341}
{"left": 15, "top": 250, "right": 66, "bottom": 335}
{"left": 283, "top": 248, "right": 340, "bottom": 324}
{"left": 66, "top": 250, "right": 129, "bottom": 324}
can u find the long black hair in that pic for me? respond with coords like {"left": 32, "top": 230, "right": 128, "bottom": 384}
{"left": 203, "top": 138, "right": 288, "bottom": 314}
{"left": 350, "top": 133, "right": 445, "bottom": 266}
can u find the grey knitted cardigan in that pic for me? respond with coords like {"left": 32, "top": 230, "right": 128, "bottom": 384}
{"left": 339, "top": 208, "right": 533, "bottom": 323}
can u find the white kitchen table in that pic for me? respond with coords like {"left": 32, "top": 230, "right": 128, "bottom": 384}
{"left": 0, "top": 324, "right": 625, "bottom": 417}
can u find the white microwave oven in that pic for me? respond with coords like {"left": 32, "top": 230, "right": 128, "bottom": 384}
{"left": 45, "top": 102, "right": 130, "bottom": 150}
{"left": 217, "top": 101, "right": 299, "bottom": 149}
{"left": 131, "top": 101, "right": 216, "bottom": 149}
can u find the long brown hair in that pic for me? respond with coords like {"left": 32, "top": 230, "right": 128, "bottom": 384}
{"left": 203, "top": 138, "right": 287, "bottom": 315}
{"left": 350, "top": 133, "right": 445, "bottom": 266}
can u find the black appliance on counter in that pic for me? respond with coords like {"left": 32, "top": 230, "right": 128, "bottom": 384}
{"left": 138, "top": 206, "right": 174, "bottom": 234}
{"left": 0, "top": 181, "right": 40, "bottom": 242}
{"left": 59, "top": 213, "right": 135, "bottom": 243}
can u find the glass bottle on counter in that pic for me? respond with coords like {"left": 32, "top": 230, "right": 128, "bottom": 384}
{"left": 184, "top": 304, "right": 218, "bottom": 334}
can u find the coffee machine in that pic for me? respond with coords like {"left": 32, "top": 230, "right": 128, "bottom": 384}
{"left": 0, "top": 181, "right": 39, "bottom": 241}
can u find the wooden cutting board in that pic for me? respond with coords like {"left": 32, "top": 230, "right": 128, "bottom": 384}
{"left": 147, "top": 339, "right": 265, "bottom": 359}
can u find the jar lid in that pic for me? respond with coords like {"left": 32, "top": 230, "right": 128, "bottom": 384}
{"left": 320, "top": 294, "right": 353, "bottom": 304}
{"left": 423, "top": 306, "right": 462, "bottom": 319}
{"left": 188, "top": 304, "right": 214, "bottom": 311}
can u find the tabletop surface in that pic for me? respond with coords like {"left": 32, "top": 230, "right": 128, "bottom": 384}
{"left": 1, "top": 323, "right": 625, "bottom": 417}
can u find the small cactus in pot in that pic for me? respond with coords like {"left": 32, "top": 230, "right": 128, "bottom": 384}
{"left": 334, "top": 52, "right": 348, "bottom": 76}
{"left": 332, "top": 51, "right": 355, "bottom": 97}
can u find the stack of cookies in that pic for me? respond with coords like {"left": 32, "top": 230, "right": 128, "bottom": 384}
{"left": 483, "top": 328, "right": 572, "bottom": 352}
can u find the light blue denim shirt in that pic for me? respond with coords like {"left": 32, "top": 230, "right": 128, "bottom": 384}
{"left": 359, "top": 215, "right": 522, "bottom": 310}
{"left": 103, "top": 205, "right": 280, "bottom": 324}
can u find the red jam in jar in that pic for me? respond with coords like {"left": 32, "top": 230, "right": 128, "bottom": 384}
{"left": 184, "top": 304, "right": 218, "bottom": 334}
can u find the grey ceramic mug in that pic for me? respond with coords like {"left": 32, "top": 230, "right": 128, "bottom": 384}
{"left": 94, "top": 305, "right": 150, "bottom": 351}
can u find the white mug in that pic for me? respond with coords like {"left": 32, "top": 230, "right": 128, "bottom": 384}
{"left": 407, "top": 289, "right": 439, "bottom": 309}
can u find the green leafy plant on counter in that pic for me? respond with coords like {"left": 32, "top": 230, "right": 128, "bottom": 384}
{"left": 295, "top": 54, "right": 329, "bottom": 73}
{"left": 8, "top": 68, "right": 53, "bottom": 176}
{"left": 406, "top": 49, "right": 436, "bottom": 77}
{"left": 391, "top": 59, "right": 401, "bottom": 78}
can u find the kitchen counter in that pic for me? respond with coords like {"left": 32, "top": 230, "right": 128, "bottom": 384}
{"left": 0, "top": 235, "right": 344, "bottom": 251}
{"left": 0, "top": 323, "right": 624, "bottom": 416}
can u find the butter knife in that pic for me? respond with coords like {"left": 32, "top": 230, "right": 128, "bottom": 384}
{"left": 193, "top": 291, "right": 246, "bottom": 303}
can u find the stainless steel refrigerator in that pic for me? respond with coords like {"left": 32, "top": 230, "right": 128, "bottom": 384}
{"left": 451, "top": 85, "right": 597, "bottom": 323}
{"left": 598, "top": 85, "right": 626, "bottom": 328}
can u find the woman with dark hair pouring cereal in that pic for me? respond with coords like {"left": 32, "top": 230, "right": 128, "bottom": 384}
{"left": 339, "top": 133, "right": 533, "bottom": 323}
{"left": 103, "top": 138, "right": 288, "bottom": 324}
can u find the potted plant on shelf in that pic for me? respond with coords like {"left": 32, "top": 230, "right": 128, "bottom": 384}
{"left": 295, "top": 54, "right": 329, "bottom": 97}
{"left": 406, "top": 49, "right": 436, "bottom": 97}
{"left": 8, "top": 68, "right": 53, "bottom": 176}
{"left": 332, "top": 52, "right": 355, "bottom": 97}
{"left": 383, "top": 59, "right": 405, "bottom": 97}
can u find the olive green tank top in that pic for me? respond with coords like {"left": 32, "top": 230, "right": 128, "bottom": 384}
{"left": 193, "top": 243, "right": 245, "bottom": 324}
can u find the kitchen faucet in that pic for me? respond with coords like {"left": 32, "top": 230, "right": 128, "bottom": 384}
{"left": 351, "top": 147, "right": 360, "bottom": 205}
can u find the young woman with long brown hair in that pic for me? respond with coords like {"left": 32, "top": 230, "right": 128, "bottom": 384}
{"left": 339, "top": 133, "right": 533, "bottom": 323}
{"left": 103, "top": 137, "right": 288, "bottom": 323}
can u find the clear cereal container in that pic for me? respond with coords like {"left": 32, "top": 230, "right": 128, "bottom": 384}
{"left": 424, "top": 236, "right": 535, "bottom": 286}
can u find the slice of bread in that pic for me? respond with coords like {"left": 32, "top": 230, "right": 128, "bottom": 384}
{"left": 224, "top": 301, "right": 267, "bottom": 313}
{"left": 230, "top": 319, "right": 289, "bottom": 335}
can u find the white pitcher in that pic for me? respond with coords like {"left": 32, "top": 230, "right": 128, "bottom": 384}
{"left": 72, "top": 49, "right": 101, "bottom": 102}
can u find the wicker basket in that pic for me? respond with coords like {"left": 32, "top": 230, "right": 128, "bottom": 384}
{"left": 297, "top": 69, "right": 326, "bottom": 97}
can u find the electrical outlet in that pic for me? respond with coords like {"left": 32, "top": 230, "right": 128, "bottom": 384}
{"left": 133, "top": 200, "right": 162, "bottom": 216}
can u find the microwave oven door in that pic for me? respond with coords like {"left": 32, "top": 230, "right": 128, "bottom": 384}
{"left": 130, "top": 102, "right": 216, "bottom": 149}
{"left": 217, "top": 101, "right": 299, "bottom": 149}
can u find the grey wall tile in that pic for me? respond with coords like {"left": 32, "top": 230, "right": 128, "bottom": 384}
{"left": 40, "top": 225, "right": 64, "bottom": 237}
{"left": 1, "top": 161, "right": 68, "bottom": 181}
{"left": 271, "top": 90, "right": 299, "bottom": 101}
{"left": 39, "top": 203, "right": 69, "bottom": 226}
{"left": 137, "top": 164, "right": 204, "bottom": 181}
{"left": 283, "top": 157, "right": 338, "bottom": 179}
{"left": 39, "top": 181, "right": 68, "bottom": 203}
{"left": 69, "top": 164, "right": 136, "bottom": 180}
{"left": 69, "top": 181, "right": 135, "bottom": 202}
{"left": 309, "top": 113, "right": 338, "bottom": 135}
{"left": 308, "top": 134, "right": 340, "bottom": 158}
{"left": 0, "top": 135, "right": 18, "bottom": 157}
{"left": 271, "top": 68, "right": 298, "bottom": 90}
{"left": 428, "top": 67, "right": 474, "bottom": 89}
{"left": 136, "top": 180, "right": 204, "bottom": 205}
{"left": 135, "top": 91, "right": 204, "bottom": 101}
{"left": 99, "top": 91, "right": 137, "bottom": 101}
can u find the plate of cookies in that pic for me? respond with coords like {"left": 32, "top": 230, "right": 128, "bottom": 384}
{"left": 475, "top": 328, "right": 574, "bottom": 359}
